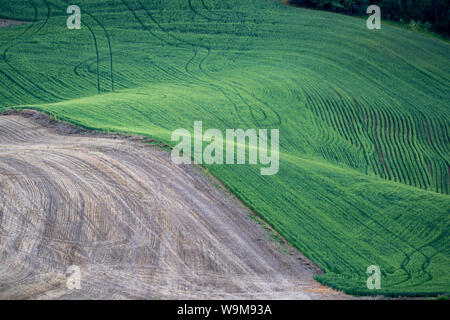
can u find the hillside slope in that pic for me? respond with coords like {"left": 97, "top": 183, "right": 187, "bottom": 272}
{"left": 0, "top": 112, "right": 349, "bottom": 299}
{"left": 0, "top": 0, "right": 449, "bottom": 296}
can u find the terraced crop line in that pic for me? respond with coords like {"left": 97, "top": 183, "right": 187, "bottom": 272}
{"left": 0, "top": 111, "right": 352, "bottom": 300}
{"left": 0, "top": 0, "right": 63, "bottom": 101}
{"left": 188, "top": 0, "right": 222, "bottom": 22}
{"left": 305, "top": 81, "right": 449, "bottom": 195}
{"left": 60, "top": 0, "right": 115, "bottom": 93}
{"left": 133, "top": 0, "right": 281, "bottom": 128}
{"left": 45, "top": 0, "right": 114, "bottom": 94}
{"left": 121, "top": 0, "right": 239, "bottom": 126}
{"left": 0, "top": 1, "right": 42, "bottom": 102}
{"left": 201, "top": 0, "right": 227, "bottom": 20}
{"left": 186, "top": 0, "right": 282, "bottom": 128}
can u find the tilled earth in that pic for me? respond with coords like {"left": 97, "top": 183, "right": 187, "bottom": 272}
{"left": 0, "top": 19, "right": 29, "bottom": 28}
{"left": 0, "top": 111, "right": 350, "bottom": 299}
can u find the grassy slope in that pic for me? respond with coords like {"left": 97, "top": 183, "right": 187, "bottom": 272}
{"left": 0, "top": 0, "right": 449, "bottom": 296}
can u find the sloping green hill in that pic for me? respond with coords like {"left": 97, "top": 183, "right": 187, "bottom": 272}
{"left": 0, "top": 0, "right": 448, "bottom": 296}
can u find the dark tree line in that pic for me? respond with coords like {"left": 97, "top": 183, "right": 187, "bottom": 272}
{"left": 288, "top": 0, "right": 449, "bottom": 36}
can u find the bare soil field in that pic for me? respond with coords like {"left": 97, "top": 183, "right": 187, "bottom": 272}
{"left": 0, "top": 110, "right": 351, "bottom": 299}
{"left": 0, "top": 19, "right": 29, "bottom": 28}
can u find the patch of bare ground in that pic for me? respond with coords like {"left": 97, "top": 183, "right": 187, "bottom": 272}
{"left": 0, "top": 110, "right": 353, "bottom": 300}
{"left": 0, "top": 18, "right": 30, "bottom": 28}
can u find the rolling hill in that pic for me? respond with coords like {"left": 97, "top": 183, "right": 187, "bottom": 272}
{"left": 0, "top": 0, "right": 449, "bottom": 296}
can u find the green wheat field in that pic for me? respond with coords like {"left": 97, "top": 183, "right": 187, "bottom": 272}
{"left": 0, "top": 0, "right": 449, "bottom": 296}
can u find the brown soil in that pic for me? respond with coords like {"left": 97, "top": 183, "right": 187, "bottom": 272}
{"left": 0, "top": 110, "right": 352, "bottom": 300}
{"left": 0, "top": 19, "right": 30, "bottom": 28}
